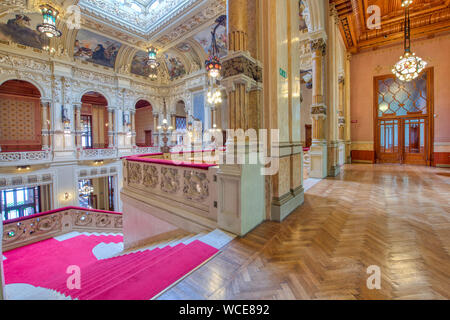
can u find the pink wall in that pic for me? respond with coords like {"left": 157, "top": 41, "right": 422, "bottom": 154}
{"left": 351, "top": 33, "right": 450, "bottom": 146}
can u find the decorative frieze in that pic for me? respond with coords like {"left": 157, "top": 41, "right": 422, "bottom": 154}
{"left": 222, "top": 55, "right": 262, "bottom": 83}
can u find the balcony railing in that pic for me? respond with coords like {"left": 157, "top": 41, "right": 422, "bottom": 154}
{"left": 0, "top": 150, "right": 52, "bottom": 166}
{"left": 2, "top": 206, "right": 123, "bottom": 251}
{"left": 78, "top": 148, "right": 118, "bottom": 160}
{"left": 133, "top": 146, "right": 161, "bottom": 155}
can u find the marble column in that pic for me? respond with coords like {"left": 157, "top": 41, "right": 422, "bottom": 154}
{"left": 41, "top": 99, "right": 50, "bottom": 150}
{"left": 345, "top": 53, "right": 352, "bottom": 164}
{"left": 153, "top": 112, "right": 159, "bottom": 146}
{"left": 74, "top": 103, "right": 82, "bottom": 149}
{"left": 107, "top": 108, "right": 114, "bottom": 147}
{"left": 224, "top": 0, "right": 250, "bottom": 132}
{"left": 227, "top": 0, "right": 248, "bottom": 52}
{"left": 131, "top": 110, "right": 136, "bottom": 147}
{"left": 338, "top": 76, "right": 345, "bottom": 141}
{"left": 0, "top": 215, "right": 5, "bottom": 300}
{"left": 309, "top": 38, "right": 328, "bottom": 179}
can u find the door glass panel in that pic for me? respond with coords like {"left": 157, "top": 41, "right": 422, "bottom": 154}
{"left": 377, "top": 73, "right": 427, "bottom": 117}
{"left": 379, "top": 120, "right": 398, "bottom": 153}
{"left": 405, "top": 118, "right": 425, "bottom": 154}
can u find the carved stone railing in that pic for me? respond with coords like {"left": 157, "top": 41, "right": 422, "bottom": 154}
{"left": 78, "top": 148, "right": 118, "bottom": 160}
{"left": 2, "top": 207, "right": 123, "bottom": 251}
{"left": 0, "top": 150, "right": 52, "bottom": 166}
{"left": 122, "top": 153, "right": 219, "bottom": 233}
{"left": 133, "top": 146, "right": 161, "bottom": 155}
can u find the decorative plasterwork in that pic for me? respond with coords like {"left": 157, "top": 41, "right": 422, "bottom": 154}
{"left": 79, "top": 0, "right": 201, "bottom": 35}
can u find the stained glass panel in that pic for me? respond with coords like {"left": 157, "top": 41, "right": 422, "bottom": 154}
{"left": 377, "top": 73, "right": 427, "bottom": 117}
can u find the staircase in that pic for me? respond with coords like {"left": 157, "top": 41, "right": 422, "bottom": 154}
{"left": 4, "top": 229, "right": 235, "bottom": 300}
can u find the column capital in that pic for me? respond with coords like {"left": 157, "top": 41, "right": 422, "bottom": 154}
{"left": 338, "top": 76, "right": 345, "bottom": 85}
{"left": 311, "top": 104, "right": 327, "bottom": 117}
{"left": 310, "top": 38, "right": 327, "bottom": 56}
{"left": 74, "top": 102, "right": 82, "bottom": 109}
{"left": 41, "top": 98, "right": 52, "bottom": 106}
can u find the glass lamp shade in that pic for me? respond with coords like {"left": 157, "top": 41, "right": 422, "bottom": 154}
{"left": 37, "top": 5, "right": 62, "bottom": 38}
{"left": 147, "top": 47, "right": 160, "bottom": 69}
{"left": 205, "top": 56, "right": 221, "bottom": 78}
{"left": 392, "top": 51, "right": 427, "bottom": 82}
{"left": 401, "top": 0, "right": 413, "bottom": 7}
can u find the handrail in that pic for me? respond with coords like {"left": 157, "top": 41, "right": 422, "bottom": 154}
{"left": 3, "top": 206, "right": 122, "bottom": 225}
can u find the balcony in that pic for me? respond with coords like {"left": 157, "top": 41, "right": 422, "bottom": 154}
{"left": 78, "top": 148, "right": 118, "bottom": 160}
{"left": 0, "top": 150, "right": 52, "bottom": 167}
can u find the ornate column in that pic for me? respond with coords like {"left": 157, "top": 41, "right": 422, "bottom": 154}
{"left": 153, "top": 112, "right": 159, "bottom": 146}
{"left": 309, "top": 38, "right": 328, "bottom": 178}
{"left": 228, "top": 0, "right": 248, "bottom": 52}
{"left": 222, "top": 0, "right": 254, "bottom": 132}
{"left": 74, "top": 103, "right": 82, "bottom": 149}
{"left": 131, "top": 110, "right": 136, "bottom": 147}
{"left": 0, "top": 213, "right": 5, "bottom": 300}
{"left": 171, "top": 114, "right": 176, "bottom": 130}
{"left": 41, "top": 99, "right": 51, "bottom": 150}
{"left": 107, "top": 108, "right": 115, "bottom": 147}
{"left": 338, "top": 76, "right": 345, "bottom": 141}
{"left": 345, "top": 53, "right": 352, "bottom": 163}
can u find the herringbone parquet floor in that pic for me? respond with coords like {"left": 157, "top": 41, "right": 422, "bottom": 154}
{"left": 158, "top": 164, "right": 450, "bottom": 300}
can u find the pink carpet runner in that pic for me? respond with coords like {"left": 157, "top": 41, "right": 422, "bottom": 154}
{"left": 3, "top": 234, "right": 219, "bottom": 300}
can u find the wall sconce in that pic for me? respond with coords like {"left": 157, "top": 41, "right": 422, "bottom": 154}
{"left": 17, "top": 165, "right": 31, "bottom": 171}
{"left": 63, "top": 192, "right": 72, "bottom": 201}
{"left": 94, "top": 160, "right": 104, "bottom": 165}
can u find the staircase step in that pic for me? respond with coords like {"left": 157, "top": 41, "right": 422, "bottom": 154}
{"left": 56, "top": 248, "right": 165, "bottom": 297}
{"left": 75, "top": 244, "right": 187, "bottom": 299}
{"left": 54, "top": 250, "right": 152, "bottom": 294}
{"left": 85, "top": 240, "right": 218, "bottom": 300}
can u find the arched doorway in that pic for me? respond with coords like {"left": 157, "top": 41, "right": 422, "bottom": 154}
{"left": 0, "top": 80, "right": 43, "bottom": 152}
{"left": 80, "top": 91, "right": 109, "bottom": 149}
{"left": 135, "top": 100, "right": 154, "bottom": 147}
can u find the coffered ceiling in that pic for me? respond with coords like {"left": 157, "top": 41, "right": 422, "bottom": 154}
{"left": 331, "top": 0, "right": 450, "bottom": 52}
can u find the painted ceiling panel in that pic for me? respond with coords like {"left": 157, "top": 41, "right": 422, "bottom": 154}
{"left": 74, "top": 29, "right": 122, "bottom": 68}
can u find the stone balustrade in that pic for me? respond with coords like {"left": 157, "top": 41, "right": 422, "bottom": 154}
{"left": 78, "top": 148, "right": 119, "bottom": 160}
{"left": 0, "top": 150, "right": 52, "bottom": 166}
{"left": 2, "top": 207, "right": 123, "bottom": 251}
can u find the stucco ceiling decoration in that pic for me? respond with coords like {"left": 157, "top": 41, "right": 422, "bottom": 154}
{"left": 331, "top": 0, "right": 450, "bottom": 53}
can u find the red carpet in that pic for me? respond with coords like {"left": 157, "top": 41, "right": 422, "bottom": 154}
{"left": 3, "top": 234, "right": 219, "bottom": 300}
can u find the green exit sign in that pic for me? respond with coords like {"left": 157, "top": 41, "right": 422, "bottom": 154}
{"left": 279, "top": 68, "right": 287, "bottom": 79}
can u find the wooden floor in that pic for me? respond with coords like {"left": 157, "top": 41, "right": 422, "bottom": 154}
{"left": 158, "top": 164, "right": 450, "bottom": 300}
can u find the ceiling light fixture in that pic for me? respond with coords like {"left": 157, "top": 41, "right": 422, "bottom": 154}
{"left": 392, "top": 0, "right": 427, "bottom": 82}
{"left": 147, "top": 46, "right": 160, "bottom": 69}
{"left": 205, "top": 15, "right": 226, "bottom": 79}
{"left": 37, "top": 4, "right": 62, "bottom": 38}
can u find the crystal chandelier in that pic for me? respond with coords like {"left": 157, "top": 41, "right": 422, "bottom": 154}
{"left": 392, "top": 0, "right": 427, "bottom": 82}
{"left": 207, "top": 86, "right": 222, "bottom": 105}
{"left": 147, "top": 46, "right": 160, "bottom": 70}
{"left": 37, "top": 4, "right": 62, "bottom": 38}
{"left": 79, "top": 184, "right": 94, "bottom": 196}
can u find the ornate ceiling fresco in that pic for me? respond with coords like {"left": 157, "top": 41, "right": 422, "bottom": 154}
{"left": 0, "top": 0, "right": 227, "bottom": 83}
{"left": 330, "top": 0, "right": 450, "bottom": 53}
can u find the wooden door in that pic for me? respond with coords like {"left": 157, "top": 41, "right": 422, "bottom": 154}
{"left": 374, "top": 69, "right": 433, "bottom": 166}
{"left": 145, "top": 130, "right": 152, "bottom": 146}
{"left": 305, "top": 125, "right": 312, "bottom": 148}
